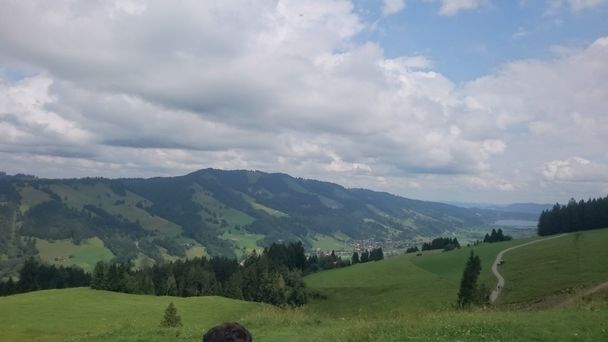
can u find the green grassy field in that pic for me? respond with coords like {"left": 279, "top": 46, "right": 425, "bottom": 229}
{"left": 2, "top": 229, "right": 608, "bottom": 341}
{"left": 35, "top": 237, "right": 114, "bottom": 272}
{"left": 411, "top": 237, "right": 538, "bottom": 292}
{"left": 17, "top": 185, "right": 51, "bottom": 213}
{"left": 192, "top": 186, "right": 256, "bottom": 229}
{"left": 498, "top": 229, "right": 608, "bottom": 305}
{"left": 304, "top": 237, "right": 533, "bottom": 316}
{"left": 220, "top": 230, "right": 264, "bottom": 258}
{"left": 242, "top": 194, "right": 288, "bottom": 218}
{"left": 307, "top": 233, "right": 350, "bottom": 252}
{"left": 1, "top": 288, "right": 607, "bottom": 341}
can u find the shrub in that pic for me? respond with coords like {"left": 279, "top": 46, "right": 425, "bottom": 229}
{"left": 160, "top": 302, "right": 182, "bottom": 328}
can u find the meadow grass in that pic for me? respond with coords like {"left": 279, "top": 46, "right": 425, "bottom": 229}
{"left": 191, "top": 187, "right": 256, "bottom": 229}
{"left": 307, "top": 233, "right": 350, "bottom": 252}
{"left": 241, "top": 194, "right": 288, "bottom": 218}
{"left": 220, "top": 230, "right": 264, "bottom": 258}
{"left": 185, "top": 245, "right": 206, "bottom": 259}
{"left": 304, "top": 237, "right": 537, "bottom": 316}
{"left": 411, "top": 237, "right": 538, "bottom": 290}
{"left": 498, "top": 228, "right": 608, "bottom": 304}
{"left": 0, "top": 288, "right": 260, "bottom": 342}
{"left": 1, "top": 288, "right": 607, "bottom": 341}
{"left": 35, "top": 237, "right": 114, "bottom": 272}
{"left": 17, "top": 185, "right": 50, "bottom": 213}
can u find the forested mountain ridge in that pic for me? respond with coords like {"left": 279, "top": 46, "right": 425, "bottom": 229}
{"left": 0, "top": 169, "right": 534, "bottom": 278}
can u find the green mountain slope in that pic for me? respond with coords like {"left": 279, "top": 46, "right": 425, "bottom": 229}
{"left": 0, "top": 169, "right": 534, "bottom": 277}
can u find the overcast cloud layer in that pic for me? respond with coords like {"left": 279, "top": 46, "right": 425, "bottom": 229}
{"left": 0, "top": 0, "right": 607, "bottom": 204}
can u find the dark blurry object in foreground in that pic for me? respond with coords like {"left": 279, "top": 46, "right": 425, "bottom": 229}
{"left": 203, "top": 322, "right": 252, "bottom": 342}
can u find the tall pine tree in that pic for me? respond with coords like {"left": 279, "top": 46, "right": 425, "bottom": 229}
{"left": 457, "top": 251, "right": 481, "bottom": 308}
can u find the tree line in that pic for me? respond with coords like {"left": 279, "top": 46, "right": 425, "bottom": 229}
{"left": 351, "top": 247, "right": 384, "bottom": 264}
{"left": 0, "top": 241, "right": 360, "bottom": 306}
{"left": 422, "top": 237, "right": 460, "bottom": 251}
{"left": 405, "top": 246, "right": 419, "bottom": 254}
{"left": 90, "top": 242, "right": 354, "bottom": 307}
{"left": 537, "top": 195, "right": 608, "bottom": 236}
{"left": 0, "top": 257, "right": 90, "bottom": 296}
{"left": 483, "top": 228, "right": 512, "bottom": 243}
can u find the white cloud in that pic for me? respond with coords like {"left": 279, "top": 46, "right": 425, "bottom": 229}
{"left": 540, "top": 157, "right": 608, "bottom": 183}
{"left": 0, "top": 75, "right": 94, "bottom": 154}
{"left": 437, "top": 0, "right": 486, "bottom": 16}
{"left": 0, "top": 1, "right": 606, "bottom": 203}
{"left": 382, "top": 0, "right": 406, "bottom": 16}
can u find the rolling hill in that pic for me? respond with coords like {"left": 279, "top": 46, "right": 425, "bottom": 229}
{"left": 1, "top": 228, "right": 607, "bottom": 341}
{"left": 0, "top": 169, "right": 535, "bottom": 278}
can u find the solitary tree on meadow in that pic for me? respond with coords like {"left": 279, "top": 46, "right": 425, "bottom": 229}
{"left": 457, "top": 251, "right": 481, "bottom": 308}
{"left": 160, "top": 302, "right": 182, "bottom": 328}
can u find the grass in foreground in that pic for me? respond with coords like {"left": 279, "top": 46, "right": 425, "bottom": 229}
{"left": 0, "top": 288, "right": 607, "bottom": 341}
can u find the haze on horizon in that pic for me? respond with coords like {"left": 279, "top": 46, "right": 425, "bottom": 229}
{"left": 0, "top": 0, "right": 607, "bottom": 204}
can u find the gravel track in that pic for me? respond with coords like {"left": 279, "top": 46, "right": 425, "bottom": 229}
{"left": 489, "top": 234, "right": 568, "bottom": 303}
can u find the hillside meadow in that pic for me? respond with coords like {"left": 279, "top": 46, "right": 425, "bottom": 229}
{"left": 497, "top": 228, "right": 608, "bottom": 305}
{"left": 1, "top": 229, "right": 607, "bottom": 341}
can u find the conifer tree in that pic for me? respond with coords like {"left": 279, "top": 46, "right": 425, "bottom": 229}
{"left": 160, "top": 302, "right": 182, "bottom": 328}
{"left": 457, "top": 251, "right": 481, "bottom": 308}
{"left": 376, "top": 247, "right": 384, "bottom": 260}
{"left": 351, "top": 251, "right": 359, "bottom": 264}
{"left": 91, "top": 261, "right": 106, "bottom": 290}
{"left": 360, "top": 249, "right": 369, "bottom": 263}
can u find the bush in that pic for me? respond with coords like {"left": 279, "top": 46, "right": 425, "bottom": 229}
{"left": 160, "top": 302, "right": 182, "bottom": 328}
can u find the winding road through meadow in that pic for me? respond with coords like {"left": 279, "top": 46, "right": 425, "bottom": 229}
{"left": 489, "top": 234, "right": 569, "bottom": 303}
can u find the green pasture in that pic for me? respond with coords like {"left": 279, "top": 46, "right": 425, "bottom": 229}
{"left": 35, "top": 237, "right": 114, "bottom": 272}
{"left": 0, "top": 288, "right": 607, "bottom": 341}
{"left": 307, "top": 233, "right": 350, "bottom": 252}
{"left": 498, "top": 228, "right": 608, "bottom": 304}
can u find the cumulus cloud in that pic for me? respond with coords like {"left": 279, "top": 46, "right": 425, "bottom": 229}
{"left": 0, "top": 1, "right": 606, "bottom": 203}
{"left": 540, "top": 157, "right": 608, "bottom": 183}
{"left": 382, "top": 0, "right": 406, "bottom": 16}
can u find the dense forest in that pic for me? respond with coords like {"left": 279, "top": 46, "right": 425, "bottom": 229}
{"left": 537, "top": 195, "right": 608, "bottom": 236}
{"left": 0, "top": 258, "right": 90, "bottom": 296}
{"left": 90, "top": 242, "right": 361, "bottom": 307}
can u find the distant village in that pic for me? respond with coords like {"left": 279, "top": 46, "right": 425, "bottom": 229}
{"left": 313, "top": 238, "right": 424, "bottom": 259}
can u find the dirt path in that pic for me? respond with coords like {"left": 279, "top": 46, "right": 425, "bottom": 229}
{"left": 558, "top": 280, "right": 608, "bottom": 307}
{"left": 582, "top": 281, "right": 608, "bottom": 296}
{"left": 489, "top": 234, "right": 568, "bottom": 303}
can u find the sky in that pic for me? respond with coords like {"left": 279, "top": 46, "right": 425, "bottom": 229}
{"left": 0, "top": 0, "right": 607, "bottom": 204}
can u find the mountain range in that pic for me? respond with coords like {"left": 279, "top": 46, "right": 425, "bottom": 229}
{"left": 0, "top": 169, "right": 538, "bottom": 277}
